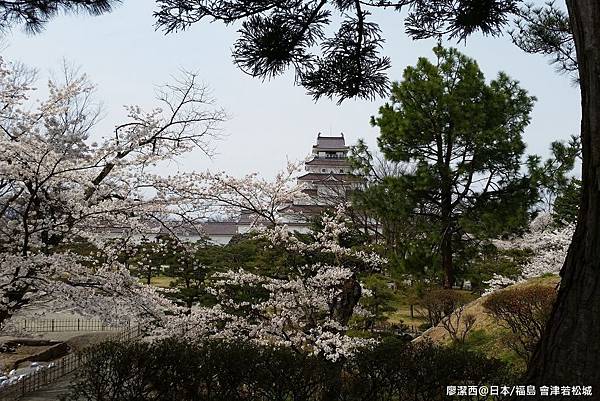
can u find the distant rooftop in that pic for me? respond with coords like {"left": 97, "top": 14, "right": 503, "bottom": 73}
{"left": 305, "top": 158, "right": 350, "bottom": 166}
{"left": 201, "top": 221, "right": 239, "bottom": 235}
{"left": 95, "top": 220, "right": 238, "bottom": 237}
{"left": 297, "top": 172, "right": 362, "bottom": 182}
{"left": 313, "top": 133, "right": 348, "bottom": 150}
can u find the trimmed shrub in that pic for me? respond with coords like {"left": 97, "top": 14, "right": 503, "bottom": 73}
{"left": 483, "top": 283, "right": 556, "bottom": 365}
{"left": 64, "top": 337, "right": 513, "bottom": 401}
{"left": 62, "top": 340, "right": 153, "bottom": 401}
{"left": 341, "top": 338, "right": 511, "bottom": 401}
{"left": 64, "top": 339, "right": 336, "bottom": 401}
{"left": 417, "top": 289, "right": 476, "bottom": 343}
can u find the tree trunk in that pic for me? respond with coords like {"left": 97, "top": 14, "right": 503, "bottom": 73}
{"left": 331, "top": 275, "right": 362, "bottom": 326}
{"left": 440, "top": 148, "right": 454, "bottom": 288}
{"left": 441, "top": 229, "right": 453, "bottom": 289}
{"left": 526, "top": 0, "right": 600, "bottom": 392}
{"left": 321, "top": 276, "right": 361, "bottom": 401}
{"left": 441, "top": 191, "right": 454, "bottom": 288}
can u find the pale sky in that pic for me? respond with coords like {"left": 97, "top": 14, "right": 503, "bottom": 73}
{"left": 2, "top": 0, "right": 581, "bottom": 178}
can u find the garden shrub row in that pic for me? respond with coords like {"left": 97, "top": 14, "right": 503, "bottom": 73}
{"left": 63, "top": 337, "right": 513, "bottom": 401}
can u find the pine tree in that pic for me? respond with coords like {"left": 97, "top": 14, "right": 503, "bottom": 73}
{"left": 371, "top": 46, "right": 535, "bottom": 288}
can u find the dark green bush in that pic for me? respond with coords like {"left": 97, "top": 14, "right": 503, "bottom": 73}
{"left": 62, "top": 340, "right": 153, "bottom": 401}
{"left": 64, "top": 337, "right": 513, "bottom": 401}
{"left": 341, "top": 338, "right": 512, "bottom": 401}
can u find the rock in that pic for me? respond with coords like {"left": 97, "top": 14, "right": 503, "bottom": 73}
{"left": 0, "top": 344, "right": 16, "bottom": 353}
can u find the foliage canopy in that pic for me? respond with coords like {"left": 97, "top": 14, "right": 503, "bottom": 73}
{"left": 366, "top": 46, "right": 536, "bottom": 287}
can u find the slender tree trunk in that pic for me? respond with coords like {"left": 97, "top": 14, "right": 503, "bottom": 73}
{"left": 526, "top": 0, "right": 600, "bottom": 392}
{"left": 321, "top": 276, "right": 361, "bottom": 401}
{"left": 441, "top": 229, "right": 453, "bottom": 289}
{"left": 441, "top": 188, "right": 454, "bottom": 288}
{"left": 440, "top": 132, "right": 454, "bottom": 289}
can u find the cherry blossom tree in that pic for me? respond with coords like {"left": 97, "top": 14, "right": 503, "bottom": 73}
{"left": 485, "top": 213, "right": 573, "bottom": 293}
{"left": 152, "top": 160, "right": 308, "bottom": 226}
{"left": 0, "top": 57, "right": 226, "bottom": 328}
{"left": 163, "top": 205, "right": 386, "bottom": 361}
{"left": 0, "top": 56, "right": 387, "bottom": 362}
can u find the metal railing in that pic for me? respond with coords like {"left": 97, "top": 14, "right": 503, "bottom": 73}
{"left": 0, "top": 323, "right": 143, "bottom": 400}
{"left": 14, "top": 318, "right": 130, "bottom": 333}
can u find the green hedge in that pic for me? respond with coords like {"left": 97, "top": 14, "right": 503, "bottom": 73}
{"left": 63, "top": 337, "right": 514, "bottom": 401}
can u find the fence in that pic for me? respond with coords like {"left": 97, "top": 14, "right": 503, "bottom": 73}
{"left": 14, "top": 319, "right": 130, "bottom": 333}
{"left": 0, "top": 323, "right": 143, "bottom": 400}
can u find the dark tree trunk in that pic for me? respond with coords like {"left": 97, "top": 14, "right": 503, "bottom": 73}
{"left": 441, "top": 229, "right": 453, "bottom": 289}
{"left": 441, "top": 186, "right": 454, "bottom": 288}
{"left": 440, "top": 136, "right": 454, "bottom": 289}
{"left": 331, "top": 275, "right": 362, "bottom": 326}
{"left": 526, "top": 0, "right": 600, "bottom": 392}
{"left": 321, "top": 276, "right": 361, "bottom": 401}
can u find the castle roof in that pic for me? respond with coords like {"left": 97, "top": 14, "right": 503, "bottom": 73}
{"left": 297, "top": 172, "right": 362, "bottom": 182}
{"left": 201, "top": 222, "right": 239, "bottom": 235}
{"left": 279, "top": 204, "right": 327, "bottom": 215}
{"left": 305, "top": 158, "right": 350, "bottom": 166}
{"left": 313, "top": 134, "right": 348, "bottom": 150}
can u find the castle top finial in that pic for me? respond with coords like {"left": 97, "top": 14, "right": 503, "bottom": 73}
{"left": 340, "top": 132, "right": 344, "bottom": 138}
{"left": 318, "top": 132, "right": 321, "bottom": 138}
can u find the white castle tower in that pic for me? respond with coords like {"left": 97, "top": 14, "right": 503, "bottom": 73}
{"left": 275, "top": 133, "right": 363, "bottom": 224}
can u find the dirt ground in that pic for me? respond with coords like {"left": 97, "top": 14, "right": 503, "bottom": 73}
{"left": 0, "top": 344, "right": 58, "bottom": 372}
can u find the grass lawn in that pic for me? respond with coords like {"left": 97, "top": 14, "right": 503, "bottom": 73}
{"left": 385, "top": 288, "right": 476, "bottom": 331}
{"left": 387, "top": 299, "right": 427, "bottom": 329}
{"left": 142, "top": 275, "right": 175, "bottom": 288}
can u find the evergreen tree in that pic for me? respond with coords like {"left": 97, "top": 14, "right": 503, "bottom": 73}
{"left": 371, "top": 46, "right": 536, "bottom": 288}
{"left": 551, "top": 177, "right": 580, "bottom": 226}
{"left": 0, "top": 0, "right": 117, "bottom": 32}
{"left": 526, "top": 135, "right": 581, "bottom": 229}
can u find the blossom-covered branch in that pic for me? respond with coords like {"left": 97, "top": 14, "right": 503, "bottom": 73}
{"left": 151, "top": 160, "right": 307, "bottom": 226}
{"left": 0, "top": 58, "right": 225, "bottom": 327}
{"left": 485, "top": 213, "right": 573, "bottom": 293}
{"left": 165, "top": 205, "right": 385, "bottom": 361}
